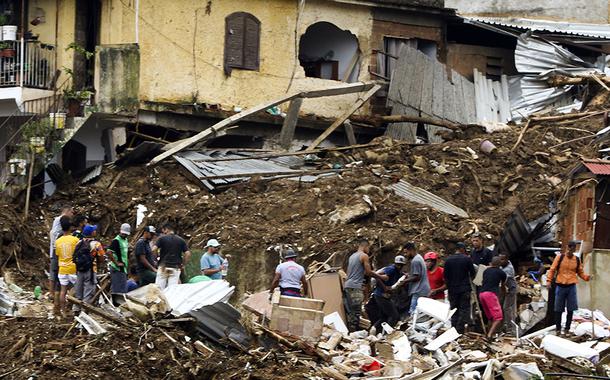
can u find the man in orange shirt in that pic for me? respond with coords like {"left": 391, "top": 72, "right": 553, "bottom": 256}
{"left": 547, "top": 241, "right": 592, "bottom": 335}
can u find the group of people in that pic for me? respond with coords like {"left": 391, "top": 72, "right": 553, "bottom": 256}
{"left": 48, "top": 205, "right": 228, "bottom": 317}
{"left": 267, "top": 232, "right": 592, "bottom": 339}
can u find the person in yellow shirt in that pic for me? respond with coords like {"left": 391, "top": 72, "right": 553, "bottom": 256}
{"left": 55, "top": 216, "right": 80, "bottom": 316}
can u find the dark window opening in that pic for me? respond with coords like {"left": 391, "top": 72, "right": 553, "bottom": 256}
{"left": 224, "top": 12, "right": 260, "bottom": 75}
{"left": 299, "top": 22, "right": 360, "bottom": 83}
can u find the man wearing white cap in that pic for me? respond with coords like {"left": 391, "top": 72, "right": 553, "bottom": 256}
{"left": 155, "top": 223, "right": 191, "bottom": 289}
{"left": 200, "top": 239, "right": 224, "bottom": 280}
{"left": 107, "top": 223, "right": 131, "bottom": 302}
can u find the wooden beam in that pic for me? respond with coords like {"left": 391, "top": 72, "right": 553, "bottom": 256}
{"left": 148, "top": 82, "right": 376, "bottom": 165}
{"left": 279, "top": 98, "right": 303, "bottom": 150}
{"left": 67, "top": 295, "right": 131, "bottom": 327}
{"left": 306, "top": 84, "right": 381, "bottom": 151}
{"left": 343, "top": 120, "right": 357, "bottom": 146}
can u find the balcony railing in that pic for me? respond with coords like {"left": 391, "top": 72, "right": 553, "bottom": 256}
{"left": 0, "top": 40, "right": 56, "bottom": 89}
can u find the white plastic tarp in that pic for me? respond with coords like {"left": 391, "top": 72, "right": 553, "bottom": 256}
{"left": 163, "top": 280, "right": 235, "bottom": 316}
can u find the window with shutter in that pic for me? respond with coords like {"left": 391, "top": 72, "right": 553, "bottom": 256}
{"left": 224, "top": 12, "right": 260, "bottom": 75}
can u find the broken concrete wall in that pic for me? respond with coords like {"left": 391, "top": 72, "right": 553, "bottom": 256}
{"left": 94, "top": 44, "right": 140, "bottom": 115}
{"left": 444, "top": 0, "right": 609, "bottom": 24}
{"left": 578, "top": 249, "right": 610, "bottom": 317}
{"left": 98, "top": 0, "right": 376, "bottom": 119}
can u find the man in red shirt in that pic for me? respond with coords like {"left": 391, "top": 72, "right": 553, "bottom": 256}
{"left": 425, "top": 251, "right": 446, "bottom": 300}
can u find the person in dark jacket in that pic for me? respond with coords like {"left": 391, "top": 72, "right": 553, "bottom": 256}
{"left": 444, "top": 242, "right": 476, "bottom": 333}
{"left": 471, "top": 233, "right": 493, "bottom": 266}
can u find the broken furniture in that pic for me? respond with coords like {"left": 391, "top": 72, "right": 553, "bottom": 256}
{"left": 307, "top": 271, "right": 347, "bottom": 325}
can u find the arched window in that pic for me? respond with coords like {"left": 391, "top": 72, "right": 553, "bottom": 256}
{"left": 224, "top": 12, "right": 260, "bottom": 75}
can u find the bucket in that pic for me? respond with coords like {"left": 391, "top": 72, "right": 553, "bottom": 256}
{"left": 480, "top": 139, "right": 497, "bottom": 154}
{"left": 49, "top": 112, "right": 66, "bottom": 129}
{"left": 2, "top": 25, "right": 17, "bottom": 41}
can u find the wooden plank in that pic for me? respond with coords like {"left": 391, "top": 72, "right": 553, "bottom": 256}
{"left": 341, "top": 51, "right": 360, "bottom": 82}
{"left": 463, "top": 75, "right": 476, "bottom": 124}
{"left": 305, "top": 85, "right": 381, "bottom": 151}
{"left": 279, "top": 98, "right": 303, "bottom": 150}
{"left": 407, "top": 50, "right": 426, "bottom": 112}
{"left": 420, "top": 61, "right": 434, "bottom": 117}
{"left": 148, "top": 83, "right": 376, "bottom": 165}
{"left": 453, "top": 74, "right": 466, "bottom": 124}
{"left": 431, "top": 63, "right": 445, "bottom": 118}
{"left": 442, "top": 74, "right": 455, "bottom": 123}
{"left": 343, "top": 120, "right": 357, "bottom": 146}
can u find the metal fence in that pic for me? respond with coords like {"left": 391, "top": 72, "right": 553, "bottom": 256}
{"left": 0, "top": 40, "right": 56, "bottom": 89}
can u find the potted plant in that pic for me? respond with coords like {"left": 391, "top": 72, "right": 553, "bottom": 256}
{"left": 0, "top": 41, "right": 15, "bottom": 58}
{"left": 63, "top": 88, "right": 93, "bottom": 116}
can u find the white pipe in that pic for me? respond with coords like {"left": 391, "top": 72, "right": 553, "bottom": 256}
{"left": 19, "top": 37, "right": 24, "bottom": 87}
{"left": 135, "top": 0, "right": 139, "bottom": 44}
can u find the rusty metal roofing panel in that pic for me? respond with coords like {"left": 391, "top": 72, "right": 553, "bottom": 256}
{"left": 464, "top": 16, "right": 610, "bottom": 40}
{"left": 583, "top": 160, "right": 610, "bottom": 175}
{"left": 387, "top": 180, "right": 469, "bottom": 218}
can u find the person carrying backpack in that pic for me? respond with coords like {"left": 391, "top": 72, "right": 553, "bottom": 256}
{"left": 547, "top": 241, "right": 592, "bottom": 335}
{"left": 73, "top": 224, "right": 106, "bottom": 312}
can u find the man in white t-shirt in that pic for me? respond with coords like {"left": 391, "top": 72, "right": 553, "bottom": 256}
{"left": 269, "top": 249, "right": 308, "bottom": 298}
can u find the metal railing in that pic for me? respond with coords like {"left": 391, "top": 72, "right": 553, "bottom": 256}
{"left": 0, "top": 40, "right": 56, "bottom": 89}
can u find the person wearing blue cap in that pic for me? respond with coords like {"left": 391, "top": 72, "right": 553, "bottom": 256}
{"left": 73, "top": 224, "right": 106, "bottom": 312}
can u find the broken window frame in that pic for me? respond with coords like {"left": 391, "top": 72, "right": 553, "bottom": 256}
{"left": 224, "top": 12, "right": 261, "bottom": 75}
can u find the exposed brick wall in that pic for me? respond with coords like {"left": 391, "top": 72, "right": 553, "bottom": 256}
{"left": 560, "top": 181, "right": 595, "bottom": 254}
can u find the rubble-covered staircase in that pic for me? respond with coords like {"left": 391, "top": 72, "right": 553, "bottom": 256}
{"left": 0, "top": 93, "right": 92, "bottom": 197}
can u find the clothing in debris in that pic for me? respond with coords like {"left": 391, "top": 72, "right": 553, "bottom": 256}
{"left": 344, "top": 251, "right": 365, "bottom": 290}
{"left": 127, "top": 279, "right": 139, "bottom": 292}
{"left": 275, "top": 260, "right": 306, "bottom": 291}
{"left": 427, "top": 266, "right": 445, "bottom": 300}
{"left": 471, "top": 247, "right": 493, "bottom": 266}
{"left": 55, "top": 235, "right": 79, "bottom": 276}
{"left": 547, "top": 254, "right": 589, "bottom": 285}
{"left": 480, "top": 267, "right": 507, "bottom": 295}
{"left": 157, "top": 234, "right": 189, "bottom": 269}
{"left": 201, "top": 252, "right": 224, "bottom": 280}
{"left": 135, "top": 237, "right": 157, "bottom": 286}
{"left": 480, "top": 291, "right": 503, "bottom": 321}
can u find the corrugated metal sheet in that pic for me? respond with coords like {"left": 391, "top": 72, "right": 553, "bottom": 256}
{"left": 387, "top": 180, "right": 469, "bottom": 218}
{"left": 509, "top": 34, "right": 597, "bottom": 120}
{"left": 174, "top": 150, "right": 332, "bottom": 191}
{"left": 464, "top": 17, "right": 610, "bottom": 40}
{"left": 583, "top": 160, "right": 610, "bottom": 175}
{"left": 81, "top": 165, "right": 103, "bottom": 184}
{"left": 163, "top": 280, "right": 235, "bottom": 316}
{"left": 188, "top": 303, "right": 251, "bottom": 348}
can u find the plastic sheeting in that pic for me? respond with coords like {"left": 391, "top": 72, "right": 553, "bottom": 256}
{"left": 163, "top": 280, "right": 235, "bottom": 316}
